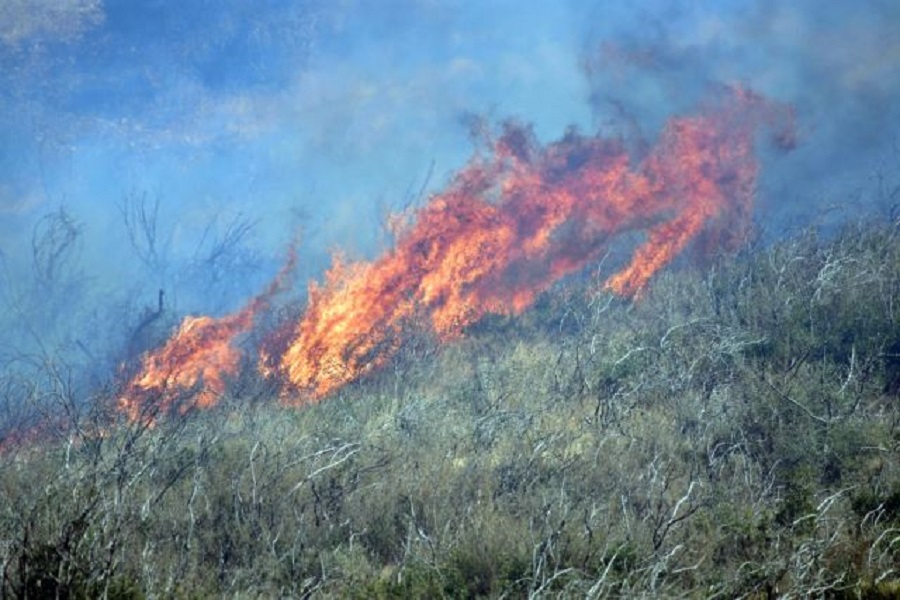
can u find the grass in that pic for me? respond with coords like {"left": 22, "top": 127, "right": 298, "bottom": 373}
{"left": 2, "top": 218, "right": 900, "bottom": 598}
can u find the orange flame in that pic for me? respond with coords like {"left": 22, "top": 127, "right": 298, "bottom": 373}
{"left": 114, "top": 88, "right": 793, "bottom": 412}
{"left": 276, "top": 87, "right": 793, "bottom": 399}
{"left": 118, "top": 248, "right": 297, "bottom": 422}
{"left": 118, "top": 313, "right": 252, "bottom": 421}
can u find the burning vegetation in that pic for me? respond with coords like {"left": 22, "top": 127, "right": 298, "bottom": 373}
{"left": 120, "top": 86, "right": 794, "bottom": 416}
{"left": 118, "top": 247, "right": 297, "bottom": 422}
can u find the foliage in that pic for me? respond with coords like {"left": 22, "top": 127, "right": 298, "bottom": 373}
{"left": 2, "top": 218, "right": 900, "bottom": 597}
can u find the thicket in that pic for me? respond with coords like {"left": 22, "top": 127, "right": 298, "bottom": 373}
{"left": 2, "top": 218, "right": 900, "bottom": 598}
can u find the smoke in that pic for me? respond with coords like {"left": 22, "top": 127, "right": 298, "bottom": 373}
{"left": 0, "top": 1, "right": 897, "bottom": 408}
{"left": 580, "top": 0, "right": 900, "bottom": 232}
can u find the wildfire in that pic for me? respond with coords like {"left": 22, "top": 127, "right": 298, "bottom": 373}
{"left": 276, "top": 86, "right": 794, "bottom": 399}
{"left": 118, "top": 86, "right": 793, "bottom": 413}
{"left": 118, "top": 313, "right": 251, "bottom": 421}
{"left": 118, "top": 248, "right": 297, "bottom": 422}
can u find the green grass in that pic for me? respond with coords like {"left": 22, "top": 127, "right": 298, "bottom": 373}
{"left": 2, "top": 218, "right": 900, "bottom": 598}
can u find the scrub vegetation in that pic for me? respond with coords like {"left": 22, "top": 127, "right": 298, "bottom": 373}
{"left": 2, "top": 216, "right": 900, "bottom": 598}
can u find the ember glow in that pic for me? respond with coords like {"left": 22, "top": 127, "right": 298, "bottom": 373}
{"left": 276, "top": 87, "right": 794, "bottom": 399}
{"left": 118, "top": 88, "right": 792, "bottom": 413}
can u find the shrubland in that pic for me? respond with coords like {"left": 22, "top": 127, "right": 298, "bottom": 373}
{"left": 2, "top": 217, "right": 900, "bottom": 598}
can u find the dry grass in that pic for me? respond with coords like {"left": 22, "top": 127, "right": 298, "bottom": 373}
{"left": 2, "top": 218, "right": 900, "bottom": 598}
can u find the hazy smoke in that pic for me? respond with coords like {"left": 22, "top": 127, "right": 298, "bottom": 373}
{"left": 0, "top": 0, "right": 897, "bottom": 398}
{"left": 581, "top": 0, "right": 900, "bottom": 233}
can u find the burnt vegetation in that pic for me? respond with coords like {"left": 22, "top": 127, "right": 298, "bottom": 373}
{"left": 2, "top": 215, "right": 900, "bottom": 598}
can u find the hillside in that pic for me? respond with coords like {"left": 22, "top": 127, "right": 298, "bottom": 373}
{"left": 2, "top": 217, "right": 900, "bottom": 598}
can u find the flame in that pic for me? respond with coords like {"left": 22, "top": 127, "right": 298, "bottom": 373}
{"left": 118, "top": 313, "right": 251, "bottom": 421}
{"left": 114, "top": 87, "right": 793, "bottom": 412}
{"left": 276, "top": 86, "right": 793, "bottom": 399}
{"left": 118, "top": 247, "right": 297, "bottom": 422}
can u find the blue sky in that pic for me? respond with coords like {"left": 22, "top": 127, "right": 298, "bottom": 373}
{"left": 1, "top": 0, "right": 899, "bottom": 323}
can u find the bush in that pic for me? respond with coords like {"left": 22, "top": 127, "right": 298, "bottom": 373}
{"left": 2, "top": 219, "right": 900, "bottom": 596}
